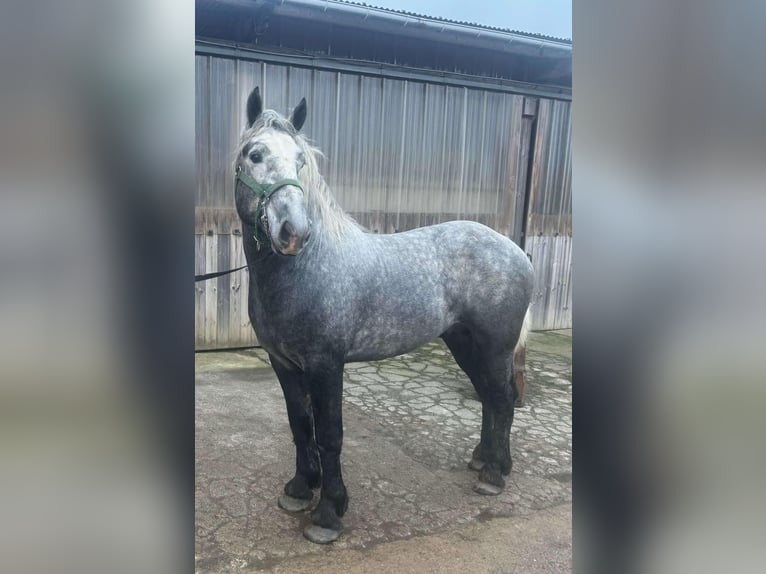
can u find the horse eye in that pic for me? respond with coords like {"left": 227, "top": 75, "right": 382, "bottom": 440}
{"left": 297, "top": 153, "right": 306, "bottom": 169}
{"left": 249, "top": 151, "right": 263, "bottom": 163}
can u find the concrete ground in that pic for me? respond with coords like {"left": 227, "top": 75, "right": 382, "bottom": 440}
{"left": 196, "top": 330, "right": 571, "bottom": 573}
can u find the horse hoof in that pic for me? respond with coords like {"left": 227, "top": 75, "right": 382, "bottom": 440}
{"left": 473, "top": 481, "right": 503, "bottom": 496}
{"left": 303, "top": 524, "right": 341, "bottom": 544}
{"left": 468, "top": 457, "right": 485, "bottom": 471}
{"left": 278, "top": 494, "right": 313, "bottom": 512}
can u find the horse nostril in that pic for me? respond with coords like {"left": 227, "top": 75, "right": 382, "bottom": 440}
{"left": 279, "top": 220, "right": 296, "bottom": 246}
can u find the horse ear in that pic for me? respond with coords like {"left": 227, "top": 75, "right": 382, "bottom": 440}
{"left": 290, "top": 97, "right": 307, "bottom": 131}
{"left": 246, "top": 86, "right": 262, "bottom": 127}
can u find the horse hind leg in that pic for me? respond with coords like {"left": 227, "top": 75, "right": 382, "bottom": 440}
{"left": 443, "top": 327, "right": 516, "bottom": 495}
{"left": 442, "top": 325, "right": 485, "bottom": 463}
{"left": 442, "top": 327, "right": 511, "bottom": 475}
{"left": 467, "top": 346, "right": 516, "bottom": 496}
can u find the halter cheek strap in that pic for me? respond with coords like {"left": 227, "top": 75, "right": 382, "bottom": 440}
{"left": 235, "top": 165, "right": 304, "bottom": 248}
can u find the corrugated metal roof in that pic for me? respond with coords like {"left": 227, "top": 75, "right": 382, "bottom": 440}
{"left": 333, "top": 0, "right": 572, "bottom": 44}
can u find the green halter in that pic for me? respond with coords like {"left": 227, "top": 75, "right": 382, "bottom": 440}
{"left": 235, "top": 166, "right": 304, "bottom": 247}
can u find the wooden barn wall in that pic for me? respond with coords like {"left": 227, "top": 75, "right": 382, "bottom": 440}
{"left": 525, "top": 99, "right": 572, "bottom": 330}
{"left": 195, "top": 53, "right": 571, "bottom": 349}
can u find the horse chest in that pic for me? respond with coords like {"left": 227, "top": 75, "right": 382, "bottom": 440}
{"left": 247, "top": 284, "right": 322, "bottom": 360}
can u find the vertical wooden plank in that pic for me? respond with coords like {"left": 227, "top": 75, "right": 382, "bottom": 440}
{"left": 550, "top": 236, "right": 562, "bottom": 329}
{"left": 242, "top": 269, "right": 255, "bottom": 345}
{"left": 334, "top": 73, "right": 363, "bottom": 211}
{"left": 474, "top": 91, "right": 488, "bottom": 222}
{"left": 560, "top": 236, "right": 573, "bottom": 329}
{"left": 204, "top": 233, "right": 218, "bottom": 348}
{"left": 456, "top": 86, "right": 468, "bottom": 219}
{"left": 538, "top": 237, "right": 549, "bottom": 330}
{"left": 565, "top": 236, "right": 573, "bottom": 327}
{"left": 209, "top": 58, "right": 237, "bottom": 209}
{"left": 229, "top": 232, "right": 242, "bottom": 347}
{"left": 543, "top": 236, "right": 554, "bottom": 330}
{"left": 551, "top": 236, "right": 561, "bottom": 329}
{"left": 416, "top": 82, "right": 428, "bottom": 230}
{"left": 236, "top": 234, "right": 257, "bottom": 347}
{"left": 556, "top": 236, "right": 568, "bottom": 329}
{"left": 195, "top": 56, "right": 210, "bottom": 208}
{"left": 526, "top": 98, "right": 550, "bottom": 237}
{"left": 527, "top": 236, "right": 538, "bottom": 329}
{"left": 544, "top": 236, "right": 556, "bottom": 329}
{"left": 556, "top": 237, "right": 566, "bottom": 329}
{"left": 394, "top": 80, "right": 409, "bottom": 231}
{"left": 528, "top": 235, "right": 553, "bottom": 331}
{"left": 216, "top": 234, "right": 231, "bottom": 347}
{"left": 514, "top": 98, "right": 536, "bottom": 245}
{"left": 262, "top": 63, "right": 289, "bottom": 120}
{"left": 195, "top": 234, "right": 206, "bottom": 349}
{"left": 534, "top": 238, "right": 545, "bottom": 330}
{"left": 437, "top": 83, "right": 449, "bottom": 226}
{"left": 236, "top": 234, "right": 257, "bottom": 346}
{"left": 499, "top": 95, "right": 523, "bottom": 238}
{"left": 330, "top": 71, "right": 341, "bottom": 194}
{"left": 514, "top": 118, "right": 532, "bottom": 244}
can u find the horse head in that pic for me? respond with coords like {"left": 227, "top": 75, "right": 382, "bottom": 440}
{"left": 235, "top": 87, "right": 311, "bottom": 256}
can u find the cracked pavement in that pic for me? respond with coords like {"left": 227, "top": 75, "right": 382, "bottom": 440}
{"left": 195, "top": 330, "right": 571, "bottom": 573}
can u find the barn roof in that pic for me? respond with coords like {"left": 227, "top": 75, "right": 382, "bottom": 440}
{"left": 330, "top": 0, "right": 571, "bottom": 43}
{"left": 197, "top": 0, "right": 572, "bottom": 90}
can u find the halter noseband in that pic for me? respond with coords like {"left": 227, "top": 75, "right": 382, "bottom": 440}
{"left": 236, "top": 165, "right": 304, "bottom": 248}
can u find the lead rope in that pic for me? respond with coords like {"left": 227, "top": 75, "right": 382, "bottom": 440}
{"left": 194, "top": 265, "right": 248, "bottom": 282}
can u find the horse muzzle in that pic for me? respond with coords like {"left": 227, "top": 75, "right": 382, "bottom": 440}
{"left": 274, "top": 219, "right": 311, "bottom": 256}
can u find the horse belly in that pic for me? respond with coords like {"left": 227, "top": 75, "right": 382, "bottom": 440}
{"left": 345, "top": 303, "right": 450, "bottom": 363}
{"left": 346, "top": 333, "right": 442, "bottom": 363}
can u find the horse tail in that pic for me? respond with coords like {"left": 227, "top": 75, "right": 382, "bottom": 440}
{"left": 515, "top": 306, "right": 531, "bottom": 354}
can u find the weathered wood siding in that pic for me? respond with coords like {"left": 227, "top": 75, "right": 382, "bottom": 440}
{"left": 195, "top": 233, "right": 256, "bottom": 349}
{"left": 195, "top": 52, "right": 571, "bottom": 348}
{"left": 525, "top": 99, "right": 572, "bottom": 330}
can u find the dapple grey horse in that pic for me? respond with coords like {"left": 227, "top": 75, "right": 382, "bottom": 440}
{"left": 234, "top": 87, "right": 533, "bottom": 543}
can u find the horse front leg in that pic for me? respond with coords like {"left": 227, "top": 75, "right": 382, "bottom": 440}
{"left": 303, "top": 358, "right": 347, "bottom": 544}
{"left": 270, "top": 356, "right": 321, "bottom": 512}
